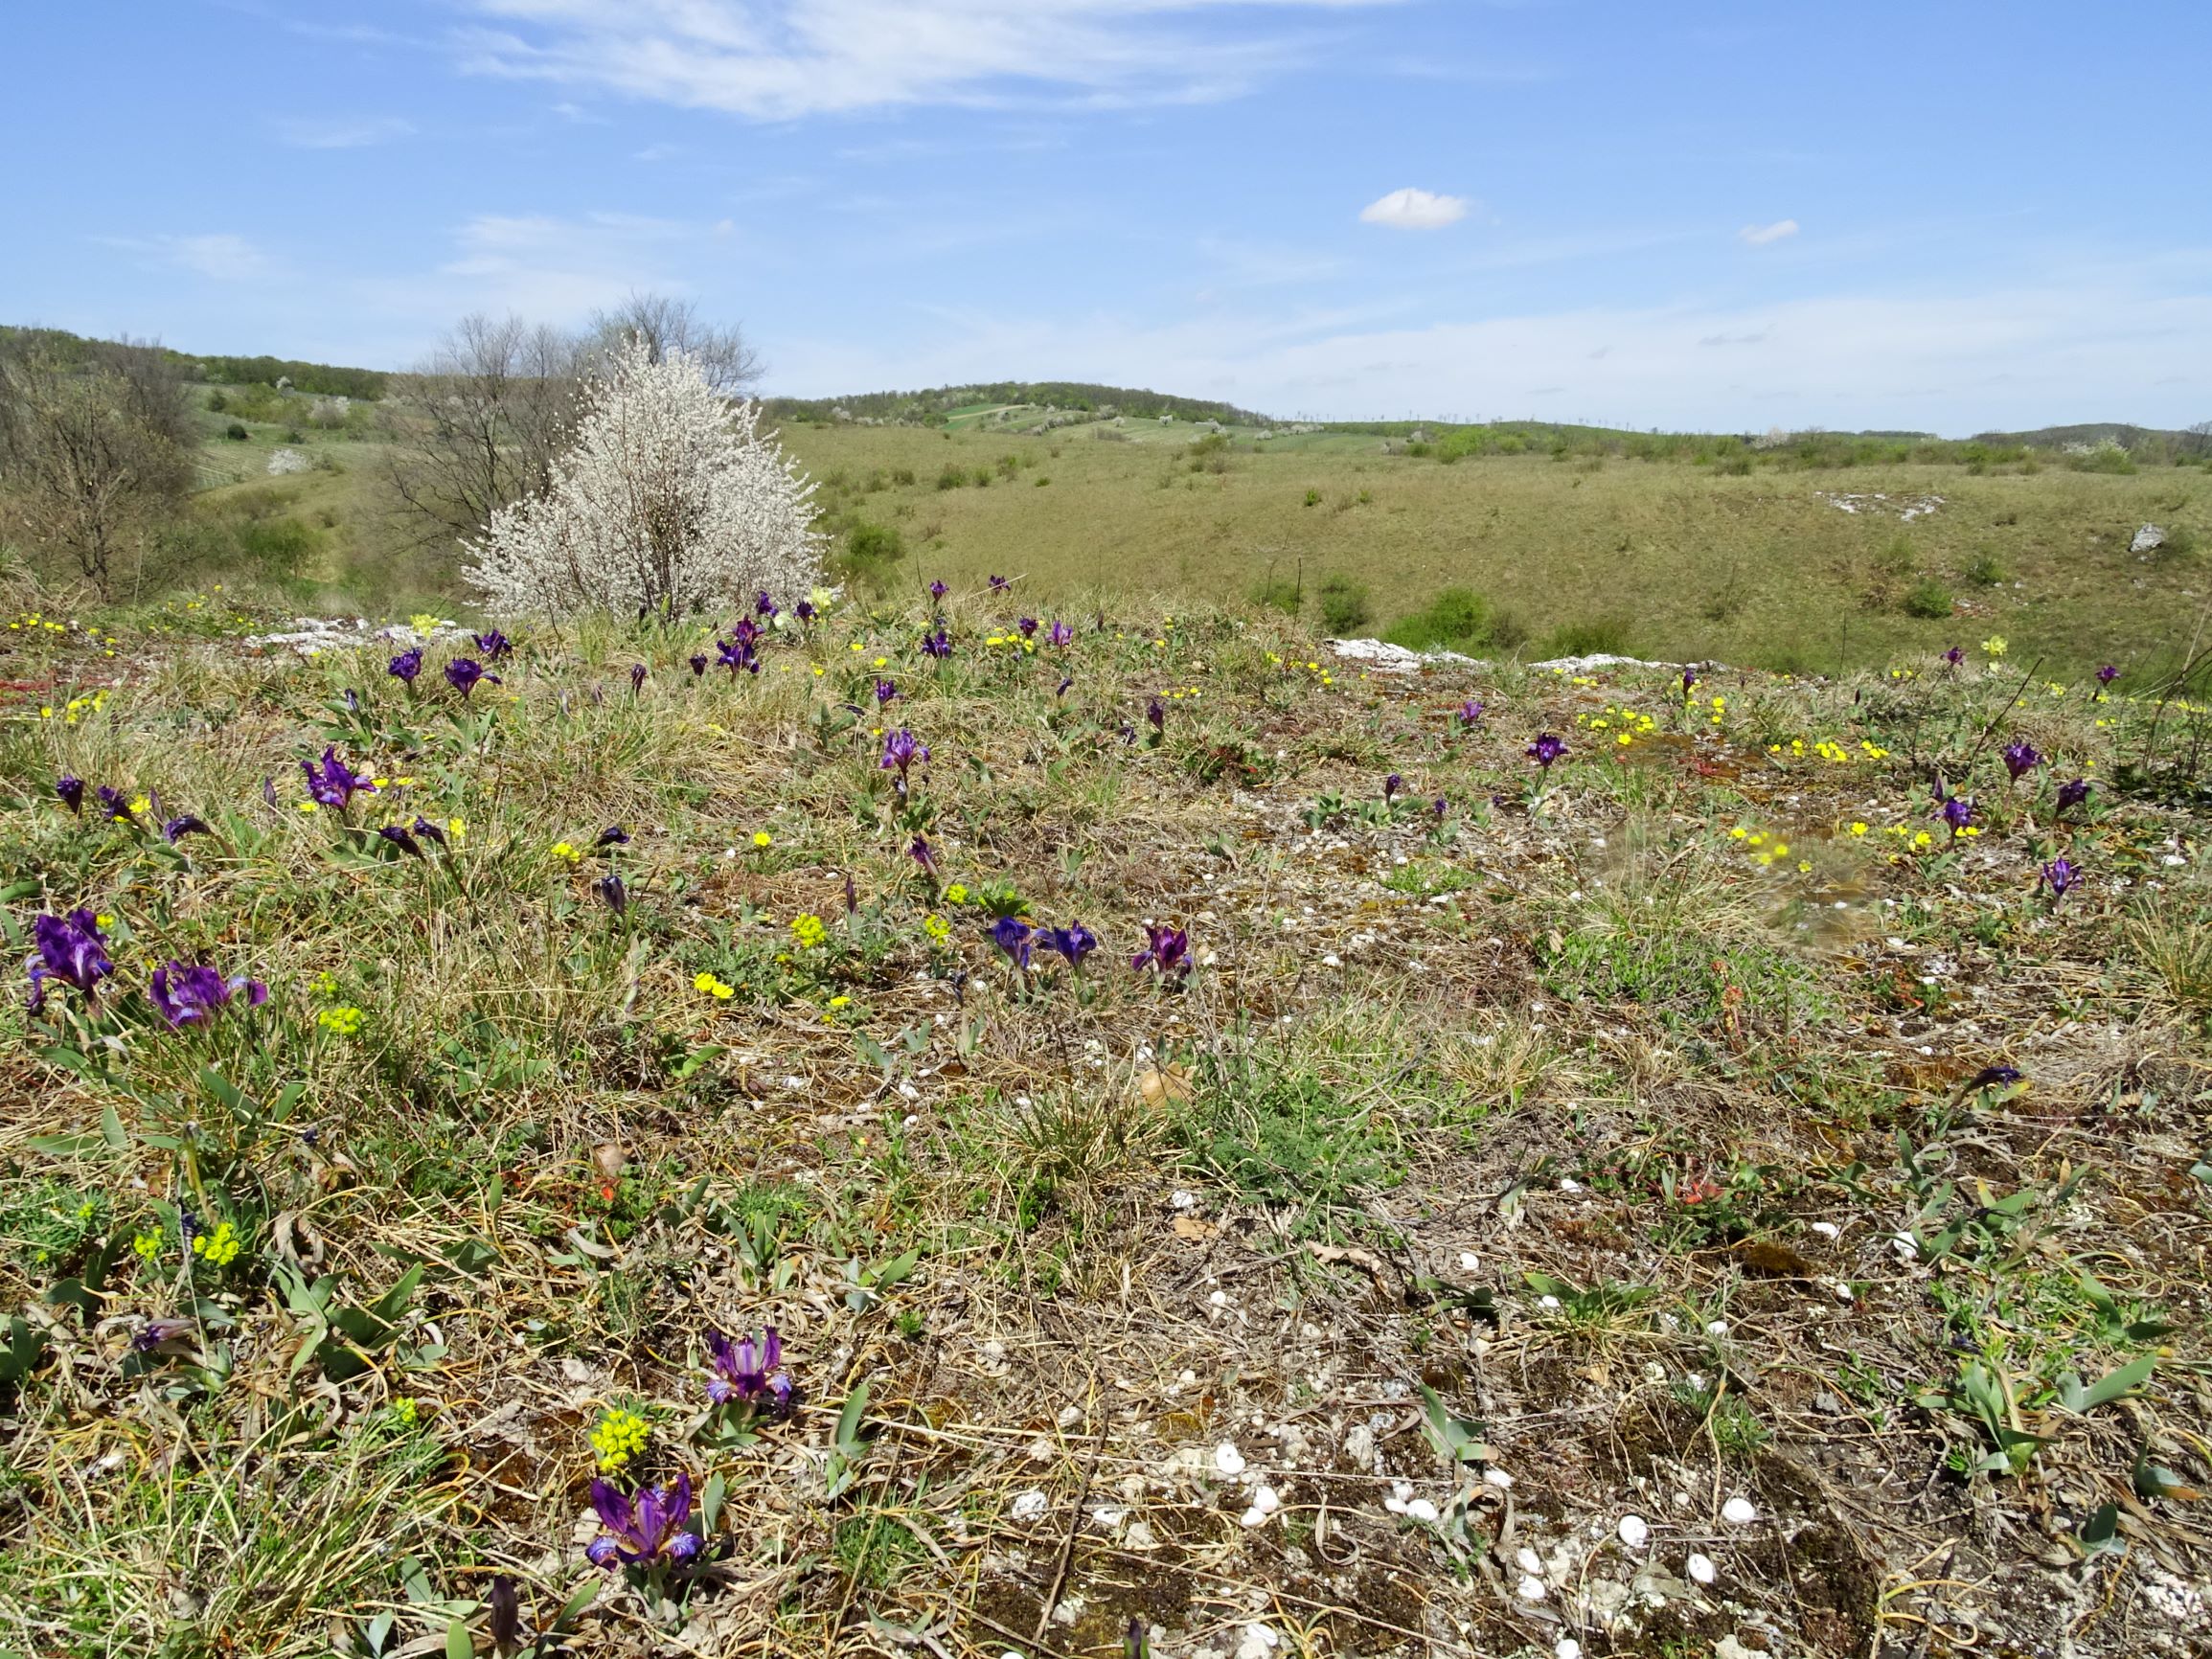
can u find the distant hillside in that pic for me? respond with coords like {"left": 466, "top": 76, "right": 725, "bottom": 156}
{"left": 1972, "top": 420, "right": 2207, "bottom": 451}
{"left": 0, "top": 325, "right": 386, "bottom": 399}
{"left": 765, "top": 380, "right": 1272, "bottom": 428}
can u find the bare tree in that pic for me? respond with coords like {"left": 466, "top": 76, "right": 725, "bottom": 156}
{"left": 381, "top": 314, "right": 581, "bottom": 545}
{"left": 0, "top": 334, "right": 192, "bottom": 594}
{"left": 2182, "top": 420, "right": 2212, "bottom": 462}
{"left": 584, "top": 292, "right": 763, "bottom": 397}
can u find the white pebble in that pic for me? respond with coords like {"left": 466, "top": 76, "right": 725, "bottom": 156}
{"left": 1483, "top": 1466, "right": 1515, "bottom": 1490}
{"left": 1722, "top": 1496, "right": 1757, "bottom": 1525}
{"left": 1516, "top": 1546, "right": 1542, "bottom": 1575}
{"left": 1010, "top": 1490, "right": 1049, "bottom": 1522}
{"left": 1516, "top": 1574, "right": 1547, "bottom": 1602}
{"left": 1687, "top": 1552, "right": 1717, "bottom": 1585}
{"left": 1557, "top": 1642, "right": 1583, "bottom": 1659}
{"left": 1617, "top": 1514, "right": 1649, "bottom": 1548}
{"left": 1404, "top": 1497, "right": 1438, "bottom": 1522}
{"left": 1811, "top": 1220, "right": 1841, "bottom": 1239}
{"left": 1214, "top": 1443, "right": 1246, "bottom": 1476}
{"left": 1705, "top": 1320, "right": 1728, "bottom": 1337}
{"left": 1458, "top": 1250, "right": 1479, "bottom": 1271}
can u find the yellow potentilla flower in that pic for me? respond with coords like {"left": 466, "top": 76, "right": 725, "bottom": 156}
{"left": 753, "top": 830, "right": 773, "bottom": 847}
{"left": 1850, "top": 822, "right": 1868, "bottom": 835}
{"left": 1981, "top": 636, "right": 2007, "bottom": 656}
{"left": 694, "top": 971, "right": 736, "bottom": 1000}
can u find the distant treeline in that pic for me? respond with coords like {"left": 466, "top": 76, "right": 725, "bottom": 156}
{"left": 0, "top": 325, "right": 386, "bottom": 399}
{"left": 767, "top": 379, "right": 1270, "bottom": 427}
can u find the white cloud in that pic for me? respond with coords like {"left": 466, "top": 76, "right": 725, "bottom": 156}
{"left": 1738, "top": 218, "right": 1799, "bottom": 246}
{"left": 273, "top": 115, "right": 417, "bottom": 149}
{"left": 763, "top": 267, "right": 2212, "bottom": 434}
{"left": 452, "top": 0, "right": 1411, "bottom": 120}
{"left": 102, "top": 234, "right": 273, "bottom": 281}
{"left": 1358, "top": 188, "right": 1471, "bottom": 231}
{"left": 358, "top": 210, "right": 707, "bottom": 325}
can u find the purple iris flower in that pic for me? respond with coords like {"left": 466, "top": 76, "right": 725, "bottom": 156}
{"left": 1056, "top": 675, "right": 1074, "bottom": 698}
{"left": 342, "top": 689, "right": 360, "bottom": 713}
{"left": 130, "top": 1315, "right": 195, "bottom": 1353}
{"left": 388, "top": 648, "right": 422, "bottom": 685}
{"left": 594, "top": 825, "right": 630, "bottom": 849}
{"left": 929, "top": 580, "right": 948, "bottom": 602}
{"left": 876, "top": 679, "right": 898, "bottom": 705}
{"left": 1047, "top": 621, "right": 1073, "bottom": 648}
{"left": 922, "top": 627, "right": 952, "bottom": 659}
{"left": 2096, "top": 665, "right": 2119, "bottom": 692}
{"left": 704, "top": 1327, "right": 794, "bottom": 1412}
{"left": 1017, "top": 617, "right": 1038, "bottom": 639}
{"left": 1944, "top": 646, "right": 1964, "bottom": 668}
{"left": 2041, "top": 857, "right": 2079, "bottom": 901}
{"left": 795, "top": 601, "right": 817, "bottom": 624}
{"left": 162, "top": 813, "right": 212, "bottom": 844}
{"left": 1681, "top": 667, "right": 1698, "bottom": 698}
{"left": 445, "top": 657, "right": 497, "bottom": 698}
{"left": 596, "top": 872, "right": 627, "bottom": 915}
{"left": 990, "top": 915, "right": 1035, "bottom": 969}
{"left": 377, "top": 823, "right": 424, "bottom": 859}
{"left": 2001, "top": 739, "right": 2042, "bottom": 782}
{"left": 28, "top": 910, "right": 113, "bottom": 1011}
{"left": 57, "top": 775, "right": 85, "bottom": 814}
{"left": 990, "top": 574, "right": 1009, "bottom": 592}
{"left": 629, "top": 663, "right": 648, "bottom": 695}
{"left": 1964, "top": 1064, "right": 2022, "bottom": 1093}
{"left": 97, "top": 785, "right": 132, "bottom": 822}
{"left": 1432, "top": 795, "right": 1448, "bottom": 820}
{"left": 1941, "top": 794, "right": 1976, "bottom": 835}
{"left": 689, "top": 652, "right": 708, "bottom": 676}
{"left": 149, "top": 962, "right": 268, "bottom": 1029}
{"left": 880, "top": 728, "right": 928, "bottom": 793}
{"left": 1147, "top": 696, "right": 1166, "bottom": 734}
{"left": 1131, "top": 922, "right": 1192, "bottom": 979}
{"left": 1456, "top": 700, "right": 1484, "bottom": 727}
{"left": 486, "top": 1579, "right": 520, "bottom": 1653}
{"left": 2055, "top": 777, "right": 2092, "bottom": 817}
{"left": 756, "top": 590, "right": 778, "bottom": 618}
{"left": 1041, "top": 923, "right": 1098, "bottom": 967}
{"left": 302, "top": 747, "right": 374, "bottom": 810}
{"left": 584, "top": 1474, "right": 703, "bottom": 1570}
{"left": 473, "top": 629, "right": 513, "bottom": 660}
{"left": 908, "top": 834, "right": 937, "bottom": 877}
{"left": 717, "top": 625, "right": 761, "bottom": 675}
{"left": 1526, "top": 734, "right": 1566, "bottom": 768}
{"left": 1383, "top": 773, "right": 1402, "bottom": 804}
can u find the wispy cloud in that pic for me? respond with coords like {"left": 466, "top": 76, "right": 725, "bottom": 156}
{"left": 103, "top": 233, "right": 274, "bottom": 281}
{"left": 1738, "top": 218, "right": 1800, "bottom": 246}
{"left": 451, "top": 0, "right": 1412, "bottom": 120}
{"left": 1358, "top": 188, "right": 1471, "bottom": 230}
{"left": 388, "top": 210, "right": 706, "bottom": 322}
{"left": 272, "top": 114, "right": 417, "bottom": 148}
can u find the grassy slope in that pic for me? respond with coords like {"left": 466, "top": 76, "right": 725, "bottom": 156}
{"left": 0, "top": 591, "right": 2208, "bottom": 1656}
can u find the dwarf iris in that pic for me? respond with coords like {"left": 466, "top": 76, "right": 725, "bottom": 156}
{"left": 1132, "top": 922, "right": 1191, "bottom": 979}
{"left": 388, "top": 648, "right": 422, "bottom": 685}
{"left": 57, "top": 775, "right": 84, "bottom": 814}
{"left": 584, "top": 1474, "right": 702, "bottom": 1570}
{"left": 1526, "top": 734, "right": 1566, "bottom": 768}
{"left": 28, "top": 910, "right": 113, "bottom": 1011}
{"left": 149, "top": 962, "right": 267, "bottom": 1029}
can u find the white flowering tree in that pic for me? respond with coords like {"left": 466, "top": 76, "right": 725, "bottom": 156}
{"left": 465, "top": 336, "right": 820, "bottom": 620}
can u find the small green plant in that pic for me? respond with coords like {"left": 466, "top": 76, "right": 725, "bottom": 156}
{"left": 1903, "top": 578, "right": 1955, "bottom": 619}
{"left": 1316, "top": 572, "right": 1370, "bottom": 634}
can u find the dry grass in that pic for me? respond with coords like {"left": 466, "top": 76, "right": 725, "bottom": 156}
{"left": 0, "top": 589, "right": 2209, "bottom": 1658}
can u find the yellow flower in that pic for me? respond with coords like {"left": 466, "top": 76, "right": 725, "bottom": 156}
{"left": 694, "top": 971, "right": 736, "bottom": 1000}
{"left": 753, "top": 830, "right": 773, "bottom": 848}
{"left": 1981, "top": 635, "right": 2007, "bottom": 657}
{"left": 132, "top": 1230, "right": 162, "bottom": 1261}
{"left": 296, "top": 801, "right": 319, "bottom": 813}
{"left": 551, "top": 841, "right": 582, "bottom": 864}
{"left": 1849, "top": 822, "right": 1868, "bottom": 836}
{"left": 828, "top": 994, "right": 851, "bottom": 1010}
{"left": 944, "top": 882, "right": 968, "bottom": 905}
{"left": 590, "top": 1408, "right": 651, "bottom": 1473}
{"left": 923, "top": 913, "right": 951, "bottom": 944}
{"left": 789, "top": 913, "right": 828, "bottom": 950}
{"left": 393, "top": 1397, "right": 420, "bottom": 1428}
{"left": 318, "top": 1005, "right": 366, "bottom": 1036}
{"left": 191, "top": 1220, "right": 241, "bottom": 1267}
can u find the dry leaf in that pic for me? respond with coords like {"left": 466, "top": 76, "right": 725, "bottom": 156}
{"left": 1306, "top": 1241, "right": 1386, "bottom": 1276}
{"left": 1172, "top": 1216, "right": 1218, "bottom": 1242}
{"left": 1137, "top": 1065, "right": 1194, "bottom": 1108}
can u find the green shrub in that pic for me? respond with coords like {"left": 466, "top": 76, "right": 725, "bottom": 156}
{"left": 1316, "top": 574, "right": 1370, "bottom": 635}
{"left": 1965, "top": 551, "right": 2005, "bottom": 586}
{"left": 1383, "top": 586, "right": 1494, "bottom": 653}
{"left": 1303, "top": 488, "right": 1322, "bottom": 507}
{"left": 1903, "top": 579, "right": 1955, "bottom": 619}
{"left": 935, "top": 466, "right": 964, "bottom": 490}
{"left": 224, "top": 422, "right": 249, "bottom": 442}
{"left": 890, "top": 467, "right": 916, "bottom": 487}
{"left": 841, "top": 521, "right": 906, "bottom": 587}
{"left": 1249, "top": 574, "right": 1301, "bottom": 616}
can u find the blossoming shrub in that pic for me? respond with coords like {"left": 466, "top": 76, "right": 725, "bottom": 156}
{"left": 467, "top": 337, "right": 822, "bottom": 620}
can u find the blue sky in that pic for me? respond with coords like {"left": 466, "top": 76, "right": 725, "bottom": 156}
{"left": 5, "top": 0, "right": 2209, "bottom": 433}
